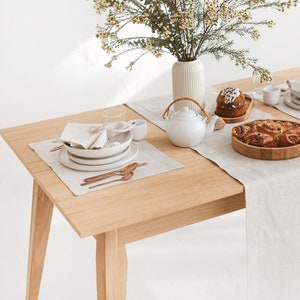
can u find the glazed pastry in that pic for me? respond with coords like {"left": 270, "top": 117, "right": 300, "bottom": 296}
{"left": 215, "top": 86, "right": 247, "bottom": 118}
{"left": 232, "top": 119, "right": 300, "bottom": 148}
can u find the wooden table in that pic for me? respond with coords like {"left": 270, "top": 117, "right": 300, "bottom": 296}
{"left": 1, "top": 68, "right": 300, "bottom": 300}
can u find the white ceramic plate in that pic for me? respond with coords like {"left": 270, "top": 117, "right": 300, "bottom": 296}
{"left": 284, "top": 92, "right": 300, "bottom": 111}
{"left": 67, "top": 145, "right": 130, "bottom": 166}
{"left": 64, "top": 131, "right": 132, "bottom": 159}
{"left": 291, "top": 95, "right": 300, "bottom": 105}
{"left": 58, "top": 143, "right": 138, "bottom": 172}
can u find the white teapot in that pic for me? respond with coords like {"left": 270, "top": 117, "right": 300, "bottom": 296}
{"left": 162, "top": 98, "right": 216, "bottom": 147}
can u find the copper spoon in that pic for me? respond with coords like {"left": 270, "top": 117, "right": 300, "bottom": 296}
{"left": 88, "top": 172, "right": 134, "bottom": 189}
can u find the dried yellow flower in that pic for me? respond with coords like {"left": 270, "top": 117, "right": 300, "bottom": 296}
{"left": 92, "top": 0, "right": 298, "bottom": 76}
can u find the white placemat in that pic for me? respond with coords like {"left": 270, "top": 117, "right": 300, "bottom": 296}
{"left": 127, "top": 90, "right": 300, "bottom": 300}
{"left": 29, "top": 140, "right": 183, "bottom": 195}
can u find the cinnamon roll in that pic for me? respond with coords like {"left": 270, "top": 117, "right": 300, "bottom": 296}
{"left": 232, "top": 119, "right": 300, "bottom": 148}
{"left": 243, "top": 132, "right": 273, "bottom": 147}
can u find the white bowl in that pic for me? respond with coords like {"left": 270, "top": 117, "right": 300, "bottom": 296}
{"left": 64, "top": 131, "right": 132, "bottom": 158}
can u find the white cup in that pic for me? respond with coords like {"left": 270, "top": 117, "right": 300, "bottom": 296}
{"left": 263, "top": 86, "right": 281, "bottom": 106}
{"left": 131, "top": 119, "right": 147, "bottom": 141}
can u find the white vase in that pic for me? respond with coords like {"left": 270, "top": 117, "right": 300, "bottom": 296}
{"left": 172, "top": 60, "right": 205, "bottom": 111}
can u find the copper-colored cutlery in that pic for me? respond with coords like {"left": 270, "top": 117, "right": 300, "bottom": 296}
{"left": 80, "top": 162, "right": 147, "bottom": 188}
{"left": 88, "top": 172, "right": 134, "bottom": 189}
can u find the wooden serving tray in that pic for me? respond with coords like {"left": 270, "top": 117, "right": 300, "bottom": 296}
{"left": 232, "top": 123, "right": 300, "bottom": 160}
{"left": 216, "top": 95, "right": 254, "bottom": 124}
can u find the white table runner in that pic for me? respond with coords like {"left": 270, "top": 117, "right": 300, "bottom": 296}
{"left": 127, "top": 89, "right": 300, "bottom": 300}
{"left": 29, "top": 139, "right": 183, "bottom": 196}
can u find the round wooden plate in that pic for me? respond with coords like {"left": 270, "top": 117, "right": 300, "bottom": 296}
{"left": 231, "top": 120, "right": 300, "bottom": 160}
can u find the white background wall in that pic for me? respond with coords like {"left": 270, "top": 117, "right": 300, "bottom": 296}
{"left": 0, "top": 2, "right": 299, "bottom": 300}
{"left": 1, "top": 1, "right": 299, "bottom": 128}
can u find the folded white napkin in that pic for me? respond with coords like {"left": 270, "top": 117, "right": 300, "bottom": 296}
{"left": 287, "top": 78, "right": 300, "bottom": 90}
{"left": 58, "top": 123, "right": 107, "bottom": 149}
{"left": 58, "top": 121, "right": 138, "bottom": 149}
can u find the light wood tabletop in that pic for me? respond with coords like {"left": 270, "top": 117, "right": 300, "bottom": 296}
{"left": 1, "top": 67, "right": 299, "bottom": 300}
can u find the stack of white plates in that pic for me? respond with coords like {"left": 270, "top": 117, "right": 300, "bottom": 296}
{"left": 58, "top": 131, "right": 139, "bottom": 171}
{"left": 291, "top": 93, "right": 300, "bottom": 105}
{"left": 284, "top": 92, "right": 300, "bottom": 111}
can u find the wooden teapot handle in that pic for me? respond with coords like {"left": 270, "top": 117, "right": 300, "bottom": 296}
{"left": 162, "top": 97, "right": 211, "bottom": 121}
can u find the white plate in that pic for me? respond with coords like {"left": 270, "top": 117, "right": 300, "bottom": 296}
{"left": 291, "top": 94, "right": 300, "bottom": 105}
{"left": 58, "top": 143, "right": 139, "bottom": 172}
{"left": 64, "top": 131, "right": 132, "bottom": 159}
{"left": 284, "top": 92, "right": 300, "bottom": 111}
{"left": 67, "top": 145, "right": 130, "bottom": 166}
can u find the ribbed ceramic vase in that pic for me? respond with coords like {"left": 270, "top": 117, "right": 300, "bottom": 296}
{"left": 172, "top": 60, "right": 205, "bottom": 111}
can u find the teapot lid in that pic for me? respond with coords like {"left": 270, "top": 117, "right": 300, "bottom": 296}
{"left": 172, "top": 106, "right": 198, "bottom": 120}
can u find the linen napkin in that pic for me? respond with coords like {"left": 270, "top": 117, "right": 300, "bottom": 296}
{"left": 58, "top": 123, "right": 107, "bottom": 149}
{"left": 287, "top": 78, "right": 300, "bottom": 90}
{"left": 127, "top": 90, "right": 300, "bottom": 300}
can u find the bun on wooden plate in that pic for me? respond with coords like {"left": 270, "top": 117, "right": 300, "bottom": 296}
{"left": 215, "top": 86, "right": 247, "bottom": 118}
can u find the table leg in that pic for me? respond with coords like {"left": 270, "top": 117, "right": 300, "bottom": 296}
{"left": 26, "top": 181, "right": 54, "bottom": 300}
{"left": 95, "top": 231, "right": 128, "bottom": 300}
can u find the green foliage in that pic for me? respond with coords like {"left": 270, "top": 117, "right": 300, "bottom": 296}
{"left": 93, "top": 0, "right": 298, "bottom": 77}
